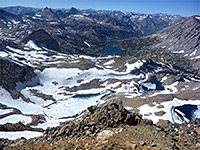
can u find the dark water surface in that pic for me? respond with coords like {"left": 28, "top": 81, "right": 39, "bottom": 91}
{"left": 99, "top": 41, "right": 126, "bottom": 55}
{"left": 172, "top": 104, "right": 199, "bottom": 123}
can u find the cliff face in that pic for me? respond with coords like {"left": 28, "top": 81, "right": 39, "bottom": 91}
{"left": 21, "top": 29, "right": 60, "bottom": 51}
{"left": 0, "top": 57, "right": 35, "bottom": 99}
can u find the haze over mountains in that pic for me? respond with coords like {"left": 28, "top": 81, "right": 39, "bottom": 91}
{"left": 0, "top": 6, "right": 200, "bottom": 149}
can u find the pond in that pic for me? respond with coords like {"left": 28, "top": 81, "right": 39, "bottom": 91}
{"left": 171, "top": 104, "right": 200, "bottom": 123}
{"left": 43, "top": 90, "right": 112, "bottom": 119}
{"left": 138, "top": 76, "right": 164, "bottom": 93}
{"left": 173, "top": 65, "right": 192, "bottom": 74}
{"left": 99, "top": 41, "right": 126, "bottom": 55}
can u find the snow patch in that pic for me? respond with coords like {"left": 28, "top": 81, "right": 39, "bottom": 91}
{"left": 0, "top": 114, "right": 32, "bottom": 125}
{"left": 104, "top": 60, "right": 115, "bottom": 66}
{"left": 0, "top": 51, "right": 8, "bottom": 57}
{"left": 139, "top": 98, "right": 200, "bottom": 124}
{"left": 195, "top": 16, "right": 200, "bottom": 20}
{"left": 84, "top": 41, "right": 91, "bottom": 47}
{"left": 172, "top": 50, "right": 184, "bottom": 54}
{"left": 0, "top": 109, "right": 13, "bottom": 115}
{"left": 0, "top": 131, "right": 43, "bottom": 140}
{"left": 190, "top": 49, "right": 197, "bottom": 56}
{"left": 25, "top": 40, "right": 42, "bottom": 50}
{"left": 125, "top": 60, "right": 144, "bottom": 73}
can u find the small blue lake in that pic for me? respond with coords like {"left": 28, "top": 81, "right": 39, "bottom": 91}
{"left": 172, "top": 104, "right": 200, "bottom": 123}
{"left": 99, "top": 41, "right": 126, "bottom": 55}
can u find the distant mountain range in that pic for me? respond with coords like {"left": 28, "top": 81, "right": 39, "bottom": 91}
{"left": 1, "top": 6, "right": 41, "bottom": 15}
{"left": 0, "top": 6, "right": 184, "bottom": 54}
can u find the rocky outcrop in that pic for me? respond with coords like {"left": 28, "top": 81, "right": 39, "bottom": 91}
{"left": 43, "top": 100, "right": 151, "bottom": 139}
{"left": 0, "top": 57, "right": 35, "bottom": 99}
{"left": 37, "top": 7, "right": 56, "bottom": 20}
{"left": 0, "top": 122, "right": 44, "bottom": 132}
{"left": 21, "top": 29, "right": 60, "bottom": 51}
{"left": 65, "top": 7, "right": 80, "bottom": 16}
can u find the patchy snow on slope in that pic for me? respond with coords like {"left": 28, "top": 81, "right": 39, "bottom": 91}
{"left": 0, "top": 56, "right": 23, "bottom": 66}
{"left": 125, "top": 60, "right": 145, "bottom": 73}
{"left": 172, "top": 50, "right": 184, "bottom": 54}
{"left": 0, "top": 86, "right": 43, "bottom": 115}
{"left": 190, "top": 49, "right": 197, "bottom": 56}
{"left": 84, "top": 41, "right": 91, "bottom": 47}
{"left": 0, "top": 131, "right": 43, "bottom": 140}
{"left": 25, "top": 40, "right": 42, "bottom": 50}
{"left": 0, "top": 51, "right": 8, "bottom": 57}
{"left": 125, "top": 106, "right": 133, "bottom": 110}
{"left": 149, "top": 81, "right": 178, "bottom": 97}
{"left": 0, "top": 114, "right": 32, "bottom": 125}
{"left": 0, "top": 109, "right": 13, "bottom": 115}
{"left": 160, "top": 76, "right": 168, "bottom": 82}
{"left": 6, "top": 46, "right": 48, "bottom": 64}
{"left": 43, "top": 90, "right": 111, "bottom": 119}
{"left": 104, "top": 59, "right": 115, "bottom": 66}
{"left": 195, "top": 16, "right": 200, "bottom": 20}
{"left": 139, "top": 98, "right": 200, "bottom": 124}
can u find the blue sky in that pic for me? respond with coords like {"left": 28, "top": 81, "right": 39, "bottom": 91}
{"left": 0, "top": 0, "right": 199, "bottom": 16}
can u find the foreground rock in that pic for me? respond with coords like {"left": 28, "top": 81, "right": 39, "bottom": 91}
{"left": 43, "top": 99, "right": 149, "bottom": 139}
{"left": 0, "top": 100, "right": 200, "bottom": 150}
{"left": 0, "top": 57, "right": 35, "bottom": 100}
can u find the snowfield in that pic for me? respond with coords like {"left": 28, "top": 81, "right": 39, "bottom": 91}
{"left": 0, "top": 131, "right": 43, "bottom": 140}
{"left": 0, "top": 44, "right": 200, "bottom": 140}
{"left": 139, "top": 98, "right": 200, "bottom": 124}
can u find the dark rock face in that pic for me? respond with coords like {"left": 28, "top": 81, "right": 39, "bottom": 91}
{"left": 21, "top": 29, "right": 60, "bottom": 51}
{"left": 130, "top": 59, "right": 163, "bottom": 75}
{"left": 55, "top": 10, "right": 66, "bottom": 18}
{"left": 0, "top": 122, "right": 44, "bottom": 132}
{"left": 43, "top": 100, "right": 151, "bottom": 138}
{"left": 37, "top": 7, "right": 56, "bottom": 20}
{"left": 0, "top": 9, "right": 22, "bottom": 25}
{"left": 0, "top": 57, "right": 35, "bottom": 99}
{"left": 0, "top": 9, "right": 16, "bottom": 19}
{"left": 65, "top": 7, "right": 80, "bottom": 16}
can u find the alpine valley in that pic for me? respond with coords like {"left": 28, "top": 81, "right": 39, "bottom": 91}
{"left": 0, "top": 6, "right": 200, "bottom": 149}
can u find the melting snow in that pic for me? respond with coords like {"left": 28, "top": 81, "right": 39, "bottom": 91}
{"left": 25, "top": 40, "right": 42, "bottom": 50}
{"left": 0, "top": 114, "right": 32, "bottom": 125}
{"left": 84, "top": 41, "right": 91, "bottom": 47}
{"left": 43, "top": 90, "right": 111, "bottom": 119}
{"left": 139, "top": 98, "right": 200, "bottom": 124}
{"left": 104, "top": 59, "right": 115, "bottom": 66}
{"left": 190, "top": 49, "right": 197, "bottom": 56}
{"left": 172, "top": 50, "right": 184, "bottom": 54}
{"left": 0, "top": 131, "right": 43, "bottom": 140}
{"left": 0, "top": 109, "right": 13, "bottom": 115}
{"left": 195, "top": 16, "right": 200, "bottom": 20}
{"left": 125, "top": 60, "right": 144, "bottom": 73}
{"left": 0, "top": 51, "right": 8, "bottom": 57}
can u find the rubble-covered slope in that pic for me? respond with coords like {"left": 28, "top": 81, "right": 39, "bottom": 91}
{"left": 1, "top": 100, "right": 200, "bottom": 150}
